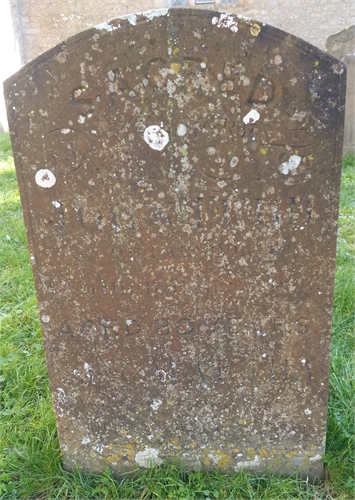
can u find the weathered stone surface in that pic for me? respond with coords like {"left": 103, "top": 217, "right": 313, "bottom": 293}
{"left": 5, "top": 8, "right": 346, "bottom": 478}
{"left": 327, "top": 25, "right": 355, "bottom": 154}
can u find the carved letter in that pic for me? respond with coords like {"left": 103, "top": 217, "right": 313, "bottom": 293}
{"left": 176, "top": 318, "right": 194, "bottom": 335}
{"left": 59, "top": 321, "right": 74, "bottom": 337}
{"left": 155, "top": 318, "right": 170, "bottom": 336}
{"left": 273, "top": 317, "right": 287, "bottom": 335}
{"left": 101, "top": 319, "right": 120, "bottom": 336}
{"left": 80, "top": 320, "right": 98, "bottom": 336}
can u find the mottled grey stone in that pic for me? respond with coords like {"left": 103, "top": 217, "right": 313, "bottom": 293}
{"left": 4, "top": 8, "right": 346, "bottom": 479}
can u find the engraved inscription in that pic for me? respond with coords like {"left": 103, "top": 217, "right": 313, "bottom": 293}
{"left": 58, "top": 316, "right": 309, "bottom": 341}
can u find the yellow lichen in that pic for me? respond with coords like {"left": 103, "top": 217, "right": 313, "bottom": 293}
{"left": 259, "top": 147, "right": 267, "bottom": 155}
{"left": 260, "top": 448, "right": 268, "bottom": 458}
{"left": 250, "top": 24, "right": 261, "bottom": 36}
{"left": 170, "top": 63, "right": 181, "bottom": 75}
{"left": 126, "top": 443, "right": 135, "bottom": 461}
{"left": 216, "top": 451, "right": 231, "bottom": 468}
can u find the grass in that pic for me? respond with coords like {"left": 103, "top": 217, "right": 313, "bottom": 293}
{"left": 0, "top": 130, "right": 354, "bottom": 498}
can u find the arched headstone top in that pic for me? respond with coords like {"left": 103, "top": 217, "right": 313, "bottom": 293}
{"left": 4, "top": 8, "right": 346, "bottom": 478}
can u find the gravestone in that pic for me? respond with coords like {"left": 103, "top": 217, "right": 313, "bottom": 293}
{"left": 4, "top": 8, "right": 346, "bottom": 478}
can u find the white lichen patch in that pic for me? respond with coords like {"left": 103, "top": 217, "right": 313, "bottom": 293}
{"left": 230, "top": 156, "right": 239, "bottom": 168}
{"left": 135, "top": 447, "right": 163, "bottom": 468}
{"left": 332, "top": 63, "right": 344, "bottom": 75}
{"left": 273, "top": 55, "right": 283, "bottom": 65}
{"left": 177, "top": 124, "right": 187, "bottom": 137}
{"left": 41, "top": 315, "right": 50, "bottom": 323}
{"left": 56, "top": 388, "right": 66, "bottom": 402}
{"left": 60, "top": 128, "right": 72, "bottom": 134}
{"left": 84, "top": 362, "right": 92, "bottom": 380}
{"left": 150, "top": 399, "right": 162, "bottom": 411}
{"left": 35, "top": 169, "right": 56, "bottom": 188}
{"left": 52, "top": 200, "right": 61, "bottom": 208}
{"left": 243, "top": 110, "right": 260, "bottom": 124}
{"left": 212, "top": 13, "right": 239, "bottom": 33}
{"left": 279, "top": 155, "right": 302, "bottom": 175}
{"left": 82, "top": 437, "right": 91, "bottom": 444}
{"left": 304, "top": 408, "right": 312, "bottom": 415}
{"left": 310, "top": 454, "right": 322, "bottom": 462}
{"left": 235, "top": 455, "right": 262, "bottom": 470}
{"left": 143, "top": 9, "right": 169, "bottom": 21}
{"left": 144, "top": 125, "right": 169, "bottom": 151}
{"left": 54, "top": 388, "right": 66, "bottom": 417}
{"left": 95, "top": 21, "right": 119, "bottom": 31}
